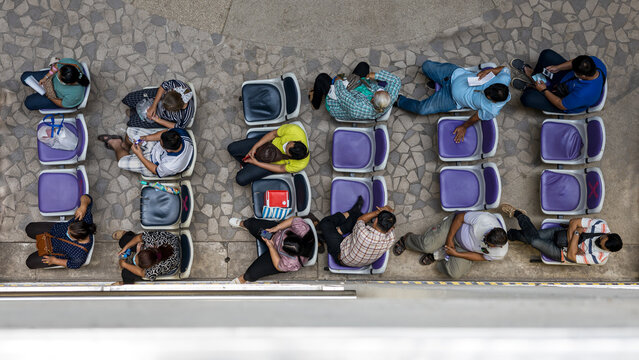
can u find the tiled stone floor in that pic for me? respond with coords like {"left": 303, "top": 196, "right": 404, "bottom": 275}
{"left": 0, "top": 0, "right": 638, "bottom": 282}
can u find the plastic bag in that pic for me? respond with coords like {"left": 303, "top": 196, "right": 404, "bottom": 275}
{"left": 37, "top": 122, "right": 78, "bottom": 151}
{"left": 136, "top": 97, "right": 156, "bottom": 123}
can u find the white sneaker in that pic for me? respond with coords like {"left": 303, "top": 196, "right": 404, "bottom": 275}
{"left": 229, "top": 277, "right": 242, "bottom": 284}
{"left": 229, "top": 218, "right": 243, "bottom": 229}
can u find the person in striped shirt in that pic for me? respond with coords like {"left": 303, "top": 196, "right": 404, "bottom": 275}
{"left": 502, "top": 204, "right": 623, "bottom": 264}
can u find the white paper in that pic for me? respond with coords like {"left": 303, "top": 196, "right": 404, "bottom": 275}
{"left": 467, "top": 71, "right": 495, "bottom": 87}
{"left": 25, "top": 75, "right": 46, "bottom": 95}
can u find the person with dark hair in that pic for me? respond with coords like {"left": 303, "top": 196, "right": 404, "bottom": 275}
{"left": 511, "top": 50, "right": 607, "bottom": 113}
{"left": 112, "top": 231, "right": 181, "bottom": 284}
{"left": 396, "top": 60, "right": 511, "bottom": 143}
{"left": 227, "top": 123, "right": 310, "bottom": 186}
{"left": 99, "top": 127, "right": 193, "bottom": 177}
{"left": 394, "top": 211, "right": 508, "bottom": 279}
{"left": 20, "top": 57, "right": 89, "bottom": 110}
{"left": 501, "top": 204, "right": 621, "bottom": 264}
{"left": 121, "top": 79, "right": 195, "bottom": 129}
{"left": 318, "top": 196, "right": 396, "bottom": 268}
{"left": 228, "top": 216, "right": 315, "bottom": 283}
{"left": 24, "top": 195, "right": 95, "bottom": 269}
{"left": 309, "top": 62, "right": 401, "bottom": 121}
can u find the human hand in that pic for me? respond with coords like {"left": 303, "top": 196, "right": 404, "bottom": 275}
{"left": 39, "top": 77, "right": 48, "bottom": 85}
{"left": 376, "top": 205, "right": 395, "bottom": 213}
{"left": 444, "top": 245, "right": 458, "bottom": 256}
{"left": 74, "top": 206, "right": 86, "bottom": 220}
{"left": 534, "top": 80, "right": 547, "bottom": 92}
{"left": 453, "top": 126, "right": 466, "bottom": 143}
{"left": 545, "top": 65, "right": 560, "bottom": 73}
{"left": 265, "top": 227, "right": 277, "bottom": 233}
{"left": 576, "top": 248, "right": 585, "bottom": 256}
{"left": 136, "top": 243, "right": 142, "bottom": 253}
{"left": 366, "top": 72, "right": 376, "bottom": 80}
{"left": 119, "top": 259, "right": 126, "bottom": 268}
{"left": 477, "top": 68, "right": 492, "bottom": 79}
{"left": 146, "top": 106, "right": 156, "bottom": 120}
{"left": 131, "top": 142, "right": 143, "bottom": 156}
{"left": 262, "top": 237, "right": 274, "bottom": 248}
{"left": 151, "top": 115, "right": 161, "bottom": 123}
{"left": 42, "top": 256, "right": 56, "bottom": 265}
{"left": 244, "top": 154, "right": 259, "bottom": 165}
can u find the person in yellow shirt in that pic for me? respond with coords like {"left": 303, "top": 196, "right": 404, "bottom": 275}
{"left": 227, "top": 123, "right": 309, "bottom": 186}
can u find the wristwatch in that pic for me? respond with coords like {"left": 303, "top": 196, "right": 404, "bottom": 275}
{"left": 573, "top": 231, "right": 580, "bottom": 236}
{"left": 542, "top": 88, "right": 549, "bottom": 93}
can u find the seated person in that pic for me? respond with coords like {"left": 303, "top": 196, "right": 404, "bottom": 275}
{"left": 393, "top": 211, "right": 508, "bottom": 279}
{"left": 309, "top": 61, "right": 401, "bottom": 121}
{"left": 99, "top": 127, "right": 194, "bottom": 178}
{"left": 228, "top": 216, "right": 315, "bottom": 283}
{"left": 24, "top": 195, "right": 95, "bottom": 269}
{"left": 511, "top": 50, "right": 607, "bottom": 113}
{"left": 227, "top": 123, "right": 309, "bottom": 186}
{"left": 501, "top": 204, "right": 622, "bottom": 264}
{"left": 113, "top": 230, "right": 181, "bottom": 284}
{"left": 122, "top": 79, "right": 195, "bottom": 129}
{"left": 20, "top": 57, "right": 90, "bottom": 110}
{"left": 318, "top": 196, "right": 396, "bottom": 267}
{"left": 397, "top": 60, "right": 510, "bottom": 142}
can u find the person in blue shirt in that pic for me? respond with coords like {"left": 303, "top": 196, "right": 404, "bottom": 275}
{"left": 397, "top": 60, "right": 511, "bottom": 143}
{"left": 24, "top": 195, "right": 95, "bottom": 269}
{"left": 511, "top": 50, "right": 607, "bottom": 113}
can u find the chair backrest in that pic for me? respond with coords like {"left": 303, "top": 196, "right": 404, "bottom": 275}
{"left": 294, "top": 173, "right": 309, "bottom": 214}
{"left": 481, "top": 118, "right": 497, "bottom": 156}
{"left": 76, "top": 168, "right": 86, "bottom": 207}
{"left": 374, "top": 127, "right": 388, "bottom": 168}
{"left": 283, "top": 76, "right": 299, "bottom": 116}
{"left": 482, "top": 165, "right": 500, "bottom": 207}
{"left": 180, "top": 233, "right": 191, "bottom": 274}
{"left": 372, "top": 177, "right": 387, "bottom": 209}
{"left": 586, "top": 170, "right": 603, "bottom": 211}
{"left": 592, "top": 79, "right": 607, "bottom": 109}
{"left": 180, "top": 183, "right": 192, "bottom": 225}
{"left": 586, "top": 119, "right": 604, "bottom": 160}
{"left": 74, "top": 116, "right": 86, "bottom": 158}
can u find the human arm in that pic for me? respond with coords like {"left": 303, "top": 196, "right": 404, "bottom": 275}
{"left": 357, "top": 205, "right": 394, "bottom": 224}
{"left": 534, "top": 81, "right": 567, "bottom": 111}
{"left": 147, "top": 86, "right": 166, "bottom": 119}
{"left": 117, "top": 234, "right": 143, "bottom": 256}
{"left": 131, "top": 143, "right": 158, "bottom": 175}
{"left": 42, "top": 256, "right": 68, "bottom": 267}
{"left": 245, "top": 129, "right": 278, "bottom": 159}
{"left": 243, "top": 155, "right": 287, "bottom": 173}
{"left": 45, "top": 92, "right": 64, "bottom": 107}
{"left": 119, "top": 259, "right": 145, "bottom": 277}
{"left": 565, "top": 225, "right": 586, "bottom": 263}
{"left": 452, "top": 113, "right": 480, "bottom": 143}
{"left": 545, "top": 60, "right": 573, "bottom": 74}
{"left": 263, "top": 237, "right": 283, "bottom": 271}
{"left": 151, "top": 115, "right": 177, "bottom": 129}
{"left": 443, "top": 245, "right": 487, "bottom": 261}
{"left": 73, "top": 194, "right": 93, "bottom": 220}
{"left": 265, "top": 217, "right": 296, "bottom": 233}
{"left": 371, "top": 70, "right": 402, "bottom": 100}
{"left": 445, "top": 213, "right": 466, "bottom": 249}
{"left": 477, "top": 66, "right": 505, "bottom": 79}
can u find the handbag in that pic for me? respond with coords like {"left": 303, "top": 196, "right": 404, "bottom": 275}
{"left": 254, "top": 142, "right": 289, "bottom": 163}
{"left": 35, "top": 232, "right": 88, "bottom": 256}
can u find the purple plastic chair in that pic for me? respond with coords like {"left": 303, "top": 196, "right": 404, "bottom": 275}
{"left": 437, "top": 116, "right": 498, "bottom": 161}
{"left": 38, "top": 165, "right": 89, "bottom": 217}
{"left": 327, "top": 176, "right": 389, "bottom": 274}
{"left": 540, "top": 117, "right": 605, "bottom": 164}
{"left": 439, "top": 162, "right": 501, "bottom": 211}
{"left": 332, "top": 124, "right": 389, "bottom": 172}
{"left": 37, "top": 114, "right": 88, "bottom": 165}
{"left": 540, "top": 168, "right": 605, "bottom": 215}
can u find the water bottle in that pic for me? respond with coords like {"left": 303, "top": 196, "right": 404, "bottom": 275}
{"left": 119, "top": 248, "right": 131, "bottom": 259}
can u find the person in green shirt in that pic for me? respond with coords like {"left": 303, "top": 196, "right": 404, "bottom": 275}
{"left": 227, "top": 123, "right": 310, "bottom": 186}
{"left": 20, "top": 57, "right": 89, "bottom": 110}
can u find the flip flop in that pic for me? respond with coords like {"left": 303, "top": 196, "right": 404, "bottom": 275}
{"left": 97, "top": 134, "right": 123, "bottom": 150}
{"left": 419, "top": 253, "right": 436, "bottom": 266}
{"left": 393, "top": 234, "right": 410, "bottom": 256}
{"left": 111, "top": 230, "right": 127, "bottom": 240}
{"left": 510, "top": 58, "right": 533, "bottom": 76}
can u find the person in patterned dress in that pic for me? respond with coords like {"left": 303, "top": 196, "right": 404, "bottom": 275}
{"left": 112, "top": 230, "right": 181, "bottom": 284}
{"left": 122, "top": 79, "right": 195, "bottom": 129}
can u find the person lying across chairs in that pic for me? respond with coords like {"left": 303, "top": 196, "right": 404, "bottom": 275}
{"left": 501, "top": 204, "right": 622, "bottom": 264}
{"left": 20, "top": 57, "right": 90, "bottom": 110}
{"left": 112, "top": 230, "right": 181, "bottom": 284}
{"left": 309, "top": 61, "right": 401, "bottom": 121}
{"left": 393, "top": 211, "right": 508, "bottom": 279}
{"left": 122, "top": 79, "right": 195, "bottom": 129}
{"left": 24, "top": 195, "right": 95, "bottom": 269}
{"left": 318, "top": 196, "right": 396, "bottom": 267}
{"left": 396, "top": 60, "right": 510, "bottom": 143}
{"left": 99, "top": 127, "right": 193, "bottom": 178}
{"left": 227, "top": 123, "right": 309, "bottom": 186}
{"left": 228, "top": 216, "right": 315, "bottom": 283}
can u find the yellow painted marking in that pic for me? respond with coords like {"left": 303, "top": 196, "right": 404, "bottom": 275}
{"left": 489, "top": 282, "right": 498, "bottom": 285}
{"left": 414, "top": 281, "right": 422, "bottom": 285}
{"left": 502, "top": 282, "right": 510, "bottom": 285}
{"left": 464, "top": 282, "right": 473, "bottom": 285}
{"left": 476, "top": 282, "right": 485, "bottom": 285}
{"left": 426, "top": 281, "right": 435, "bottom": 285}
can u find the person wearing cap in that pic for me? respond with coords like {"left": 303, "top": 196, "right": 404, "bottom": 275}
{"left": 309, "top": 62, "right": 401, "bottom": 121}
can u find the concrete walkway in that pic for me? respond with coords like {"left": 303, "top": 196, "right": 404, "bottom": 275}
{"left": 0, "top": 0, "right": 638, "bottom": 283}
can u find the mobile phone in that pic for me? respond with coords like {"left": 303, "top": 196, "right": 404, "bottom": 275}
{"left": 260, "top": 230, "right": 273, "bottom": 240}
{"left": 542, "top": 68, "right": 554, "bottom": 79}
{"left": 242, "top": 154, "right": 250, "bottom": 162}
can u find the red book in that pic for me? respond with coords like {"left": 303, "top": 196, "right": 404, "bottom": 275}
{"left": 265, "top": 190, "right": 289, "bottom": 208}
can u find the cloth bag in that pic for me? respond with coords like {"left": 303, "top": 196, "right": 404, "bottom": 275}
{"left": 37, "top": 115, "right": 78, "bottom": 151}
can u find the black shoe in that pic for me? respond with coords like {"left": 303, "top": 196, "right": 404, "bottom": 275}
{"left": 511, "top": 78, "right": 532, "bottom": 91}
{"left": 426, "top": 79, "right": 436, "bottom": 89}
{"left": 510, "top": 58, "right": 532, "bottom": 76}
{"left": 350, "top": 196, "right": 364, "bottom": 213}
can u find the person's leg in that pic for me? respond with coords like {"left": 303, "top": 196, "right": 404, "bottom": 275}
{"left": 242, "top": 218, "right": 279, "bottom": 239}
{"left": 117, "top": 154, "right": 155, "bottom": 177}
{"left": 122, "top": 269, "right": 142, "bottom": 284}
{"left": 25, "top": 222, "right": 56, "bottom": 239}
{"left": 437, "top": 256, "right": 473, "bottom": 279}
{"left": 352, "top": 62, "right": 370, "bottom": 77}
{"left": 235, "top": 165, "right": 274, "bottom": 186}
{"left": 404, "top": 215, "right": 455, "bottom": 254}
{"left": 397, "top": 88, "right": 457, "bottom": 115}
{"left": 26, "top": 251, "right": 54, "bottom": 269}
{"left": 520, "top": 88, "right": 562, "bottom": 112}
{"left": 118, "top": 231, "right": 137, "bottom": 249}
{"left": 533, "top": 49, "right": 568, "bottom": 74}
{"left": 108, "top": 138, "right": 131, "bottom": 160}
{"left": 509, "top": 213, "right": 563, "bottom": 261}
{"left": 421, "top": 60, "right": 460, "bottom": 85}
{"left": 20, "top": 70, "right": 48, "bottom": 85}
{"left": 24, "top": 93, "right": 59, "bottom": 110}
{"left": 318, "top": 213, "right": 348, "bottom": 260}
{"left": 227, "top": 137, "right": 261, "bottom": 163}
{"left": 122, "top": 88, "right": 158, "bottom": 108}
{"left": 243, "top": 252, "right": 283, "bottom": 282}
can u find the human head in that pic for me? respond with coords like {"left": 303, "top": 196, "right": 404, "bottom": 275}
{"left": 598, "top": 233, "right": 622, "bottom": 252}
{"left": 137, "top": 244, "right": 174, "bottom": 269}
{"left": 484, "top": 83, "right": 509, "bottom": 102}
{"left": 484, "top": 228, "right": 508, "bottom": 246}
{"left": 59, "top": 65, "right": 90, "bottom": 87}
{"left": 282, "top": 231, "right": 314, "bottom": 258}
{"left": 163, "top": 90, "right": 186, "bottom": 112}
{"left": 371, "top": 91, "right": 391, "bottom": 113}
{"left": 286, "top": 141, "right": 308, "bottom": 160}
{"left": 572, "top": 55, "right": 597, "bottom": 78}
{"left": 160, "top": 129, "right": 182, "bottom": 151}
{"left": 374, "top": 210, "right": 396, "bottom": 233}
{"left": 67, "top": 221, "right": 97, "bottom": 240}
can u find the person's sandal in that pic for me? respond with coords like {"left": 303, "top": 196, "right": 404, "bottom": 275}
{"left": 501, "top": 203, "right": 527, "bottom": 218}
{"left": 419, "top": 253, "right": 436, "bottom": 266}
{"left": 229, "top": 218, "right": 244, "bottom": 229}
{"left": 97, "top": 134, "right": 123, "bottom": 150}
{"left": 510, "top": 58, "right": 533, "bottom": 76}
{"left": 112, "top": 230, "right": 127, "bottom": 240}
{"left": 393, "top": 234, "right": 411, "bottom": 256}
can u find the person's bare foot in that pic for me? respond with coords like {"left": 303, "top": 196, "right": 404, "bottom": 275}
{"left": 107, "top": 138, "right": 124, "bottom": 151}
{"left": 524, "top": 66, "right": 533, "bottom": 79}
